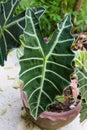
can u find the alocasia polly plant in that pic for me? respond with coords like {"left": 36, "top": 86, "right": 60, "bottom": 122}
{"left": 0, "top": 0, "right": 25, "bottom": 65}
{"left": 19, "top": 7, "right": 75, "bottom": 119}
{"left": 0, "top": 0, "right": 87, "bottom": 123}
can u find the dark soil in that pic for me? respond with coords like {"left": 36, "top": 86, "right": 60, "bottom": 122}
{"left": 48, "top": 87, "right": 81, "bottom": 113}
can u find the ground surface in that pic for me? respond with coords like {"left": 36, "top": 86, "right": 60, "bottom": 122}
{"left": 0, "top": 50, "right": 87, "bottom": 130}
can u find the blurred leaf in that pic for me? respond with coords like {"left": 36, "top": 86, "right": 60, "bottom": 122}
{"left": 75, "top": 51, "right": 87, "bottom": 72}
{"left": 76, "top": 69, "right": 87, "bottom": 101}
{"left": 0, "top": 109, "right": 7, "bottom": 115}
{"left": 80, "top": 102, "right": 87, "bottom": 122}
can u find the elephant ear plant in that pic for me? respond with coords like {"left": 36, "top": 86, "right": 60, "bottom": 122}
{"left": 0, "top": 0, "right": 85, "bottom": 124}
{"left": 19, "top": 7, "right": 76, "bottom": 120}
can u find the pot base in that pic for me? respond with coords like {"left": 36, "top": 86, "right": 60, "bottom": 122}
{"left": 20, "top": 84, "right": 81, "bottom": 130}
{"left": 28, "top": 114, "right": 78, "bottom": 130}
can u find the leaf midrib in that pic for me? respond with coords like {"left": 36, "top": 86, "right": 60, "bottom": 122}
{"left": 35, "top": 57, "right": 47, "bottom": 119}
{"left": 27, "top": 16, "right": 71, "bottom": 119}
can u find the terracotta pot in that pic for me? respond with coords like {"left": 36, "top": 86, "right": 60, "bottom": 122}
{"left": 20, "top": 84, "right": 81, "bottom": 130}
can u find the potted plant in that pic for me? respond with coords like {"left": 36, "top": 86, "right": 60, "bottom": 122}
{"left": 19, "top": 7, "right": 82, "bottom": 130}
{"left": 0, "top": 0, "right": 87, "bottom": 130}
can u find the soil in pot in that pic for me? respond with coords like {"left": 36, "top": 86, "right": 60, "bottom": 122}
{"left": 21, "top": 85, "right": 81, "bottom": 130}
{"left": 47, "top": 86, "right": 81, "bottom": 113}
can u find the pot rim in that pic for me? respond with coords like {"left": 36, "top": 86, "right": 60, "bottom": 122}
{"left": 20, "top": 83, "right": 82, "bottom": 121}
{"left": 40, "top": 100, "right": 82, "bottom": 121}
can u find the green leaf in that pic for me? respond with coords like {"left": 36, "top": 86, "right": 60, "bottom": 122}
{"left": 75, "top": 51, "right": 87, "bottom": 72}
{"left": 80, "top": 102, "right": 87, "bottom": 122}
{"left": 32, "top": 7, "right": 45, "bottom": 19}
{"left": 76, "top": 69, "right": 87, "bottom": 101}
{"left": 76, "top": 62, "right": 87, "bottom": 121}
{"left": 0, "top": 0, "right": 25, "bottom": 66}
{"left": 19, "top": 8, "right": 74, "bottom": 119}
{"left": 54, "top": 95, "right": 65, "bottom": 104}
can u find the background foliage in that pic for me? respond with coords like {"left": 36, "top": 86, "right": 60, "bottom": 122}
{"left": 1, "top": 0, "right": 87, "bottom": 36}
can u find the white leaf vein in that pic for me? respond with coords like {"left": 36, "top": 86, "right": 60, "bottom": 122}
{"left": 46, "top": 69, "right": 70, "bottom": 84}
{"left": 45, "top": 78, "right": 61, "bottom": 93}
{"left": 58, "top": 38, "right": 74, "bottom": 43}
{"left": 42, "top": 90, "right": 52, "bottom": 103}
{"left": 19, "top": 57, "right": 43, "bottom": 62}
{"left": 20, "top": 65, "right": 43, "bottom": 77}
{"left": 25, "top": 46, "right": 41, "bottom": 50}
{"left": 51, "top": 53, "right": 74, "bottom": 56}
{"left": 28, "top": 87, "right": 40, "bottom": 103}
{"left": 5, "top": 29, "right": 18, "bottom": 42}
{"left": 47, "top": 61, "right": 72, "bottom": 70}
{"left": 24, "top": 75, "right": 42, "bottom": 88}
{"left": 26, "top": 11, "right": 44, "bottom": 56}
{"left": 4, "top": 0, "right": 18, "bottom": 24}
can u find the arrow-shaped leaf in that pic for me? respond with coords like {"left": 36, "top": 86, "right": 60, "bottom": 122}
{"left": 20, "top": 8, "right": 74, "bottom": 119}
{"left": 0, "top": 0, "right": 25, "bottom": 66}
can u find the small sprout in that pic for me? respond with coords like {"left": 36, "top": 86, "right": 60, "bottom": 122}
{"left": 55, "top": 95, "right": 65, "bottom": 103}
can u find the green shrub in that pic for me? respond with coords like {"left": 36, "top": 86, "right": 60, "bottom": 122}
{"left": 16, "top": 0, "right": 87, "bottom": 36}
{"left": 2, "top": 0, "right": 87, "bottom": 36}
